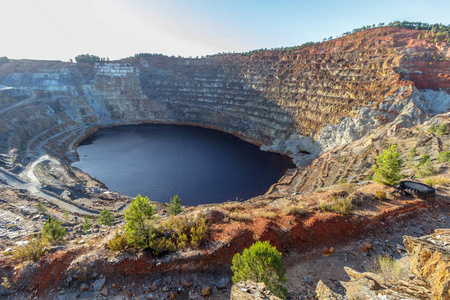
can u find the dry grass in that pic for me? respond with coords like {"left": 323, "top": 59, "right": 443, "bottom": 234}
{"left": 228, "top": 211, "right": 252, "bottom": 223}
{"left": 339, "top": 183, "right": 356, "bottom": 193}
{"left": 320, "top": 196, "right": 355, "bottom": 216}
{"left": 368, "top": 255, "right": 409, "bottom": 286}
{"left": 282, "top": 205, "right": 307, "bottom": 216}
{"left": 254, "top": 210, "right": 279, "bottom": 220}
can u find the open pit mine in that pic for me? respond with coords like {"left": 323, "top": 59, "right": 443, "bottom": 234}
{"left": 0, "top": 27, "right": 449, "bottom": 299}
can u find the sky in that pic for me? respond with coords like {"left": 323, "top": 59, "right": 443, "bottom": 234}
{"left": 1, "top": 0, "right": 449, "bottom": 61}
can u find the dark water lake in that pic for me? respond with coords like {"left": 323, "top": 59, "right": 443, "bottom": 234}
{"left": 72, "top": 124, "right": 295, "bottom": 206}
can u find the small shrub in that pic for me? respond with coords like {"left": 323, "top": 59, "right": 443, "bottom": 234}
{"left": 63, "top": 211, "right": 70, "bottom": 222}
{"left": 437, "top": 123, "right": 448, "bottom": 136}
{"left": 42, "top": 217, "right": 66, "bottom": 241}
{"left": 36, "top": 203, "right": 46, "bottom": 214}
{"left": 339, "top": 182, "right": 356, "bottom": 193}
{"left": 336, "top": 178, "right": 347, "bottom": 184}
{"left": 364, "top": 175, "right": 373, "bottom": 181}
{"left": 82, "top": 216, "right": 92, "bottom": 233}
{"left": 231, "top": 241, "right": 287, "bottom": 299}
{"left": 167, "top": 194, "right": 183, "bottom": 216}
{"left": 255, "top": 210, "right": 279, "bottom": 220}
{"left": 229, "top": 212, "right": 252, "bottom": 222}
{"left": 1, "top": 277, "right": 11, "bottom": 289}
{"left": 415, "top": 158, "right": 436, "bottom": 178}
{"left": 438, "top": 151, "right": 450, "bottom": 163}
{"left": 373, "top": 144, "right": 404, "bottom": 185}
{"left": 374, "top": 190, "right": 387, "bottom": 201}
{"left": 149, "top": 214, "right": 210, "bottom": 255}
{"left": 322, "top": 196, "right": 355, "bottom": 216}
{"left": 406, "top": 147, "right": 417, "bottom": 167}
{"left": 108, "top": 232, "right": 129, "bottom": 252}
{"left": 13, "top": 236, "right": 48, "bottom": 262}
{"left": 427, "top": 123, "right": 436, "bottom": 133}
{"left": 98, "top": 209, "right": 114, "bottom": 226}
{"left": 282, "top": 205, "right": 306, "bottom": 216}
{"left": 434, "top": 177, "right": 450, "bottom": 186}
{"left": 417, "top": 154, "right": 430, "bottom": 166}
{"left": 424, "top": 178, "right": 435, "bottom": 187}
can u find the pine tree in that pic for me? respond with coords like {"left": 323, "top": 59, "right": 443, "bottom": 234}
{"left": 167, "top": 194, "right": 183, "bottom": 216}
{"left": 125, "top": 195, "right": 156, "bottom": 249}
{"left": 373, "top": 144, "right": 404, "bottom": 185}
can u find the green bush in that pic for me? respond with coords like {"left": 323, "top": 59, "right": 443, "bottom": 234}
{"left": 42, "top": 217, "right": 66, "bottom": 241}
{"left": 437, "top": 123, "right": 448, "bottom": 136}
{"left": 438, "top": 151, "right": 450, "bottom": 163}
{"left": 149, "top": 214, "right": 209, "bottom": 255}
{"left": 125, "top": 194, "right": 156, "bottom": 249}
{"left": 36, "top": 203, "right": 47, "bottom": 214}
{"left": 415, "top": 159, "right": 436, "bottom": 178}
{"left": 13, "top": 236, "right": 48, "bottom": 262}
{"left": 231, "top": 241, "right": 287, "bottom": 299}
{"left": 373, "top": 144, "right": 404, "bottom": 185}
{"left": 406, "top": 147, "right": 417, "bottom": 167}
{"left": 82, "top": 216, "right": 92, "bottom": 233}
{"left": 98, "top": 209, "right": 114, "bottom": 226}
{"left": 427, "top": 123, "right": 436, "bottom": 133}
{"left": 108, "top": 232, "right": 129, "bottom": 252}
{"left": 167, "top": 194, "right": 183, "bottom": 216}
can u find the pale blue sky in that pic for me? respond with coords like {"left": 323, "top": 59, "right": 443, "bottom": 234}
{"left": 2, "top": 0, "right": 449, "bottom": 61}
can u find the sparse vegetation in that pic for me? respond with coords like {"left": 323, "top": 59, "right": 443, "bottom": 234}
{"left": 75, "top": 54, "right": 107, "bottom": 64}
{"left": 13, "top": 236, "right": 48, "bottom": 262}
{"left": 415, "top": 154, "right": 436, "bottom": 178}
{"left": 36, "top": 203, "right": 47, "bottom": 214}
{"left": 424, "top": 178, "right": 434, "bottom": 187}
{"left": 1, "top": 277, "right": 11, "bottom": 289}
{"left": 228, "top": 211, "right": 252, "bottom": 223}
{"left": 406, "top": 147, "right": 417, "bottom": 167}
{"left": 339, "top": 182, "right": 356, "bottom": 193}
{"left": 41, "top": 217, "right": 66, "bottom": 241}
{"left": 231, "top": 241, "right": 288, "bottom": 299}
{"left": 371, "top": 255, "right": 409, "bottom": 286}
{"left": 364, "top": 175, "right": 373, "bottom": 181}
{"left": 98, "top": 208, "right": 114, "bottom": 226}
{"left": 321, "top": 196, "right": 355, "bottom": 216}
{"left": 427, "top": 123, "right": 436, "bottom": 133}
{"left": 254, "top": 210, "right": 279, "bottom": 220}
{"left": 438, "top": 151, "right": 450, "bottom": 163}
{"left": 167, "top": 194, "right": 183, "bottom": 216}
{"left": 373, "top": 144, "right": 404, "bottom": 185}
{"left": 437, "top": 123, "right": 448, "bottom": 136}
{"left": 282, "top": 205, "right": 306, "bottom": 216}
{"left": 63, "top": 211, "right": 70, "bottom": 222}
{"left": 82, "top": 216, "right": 92, "bottom": 233}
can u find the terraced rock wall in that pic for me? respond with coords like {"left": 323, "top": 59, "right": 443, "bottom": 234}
{"left": 0, "top": 28, "right": 448, "bottom": 171}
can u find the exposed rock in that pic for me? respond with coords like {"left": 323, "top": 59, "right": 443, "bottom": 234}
{"left": 80, "top": 283, "right": 89, "bottom": 291}
{"left": 315, "top": 280, "right": 344, "bottom": 299}
{"left": 201, "top": 286, "right": 211, "bottom": 297}
{"left": 93, "top": 277, "right": 105, "bottom": 291}
{"left": 404, "top": 230, "right": 450, "bottom": 300}
{"left": 317, "top": 229, "right": 450, "bottom": 300}
{"left": 216, "top": 277, "right": 230, "bottom": 289}
{"left": 100, "top": 287, "right": 108, "bottom": 296}
{"left": 230, "top": 281, "right": 281, "bottom": 300}
{"left": 149, "top": 282, "right": 157, "bottom": 292}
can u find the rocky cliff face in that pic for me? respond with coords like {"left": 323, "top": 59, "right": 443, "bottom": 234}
{"left": 316, "top": 228, "right": 450, "bottom": 300}
{"left": 0, "top": 28, "right": 448, "bottom": 173}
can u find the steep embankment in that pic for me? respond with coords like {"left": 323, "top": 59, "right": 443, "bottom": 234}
{"left": 0, "top": 27, "right": 448, "bottom": 193}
